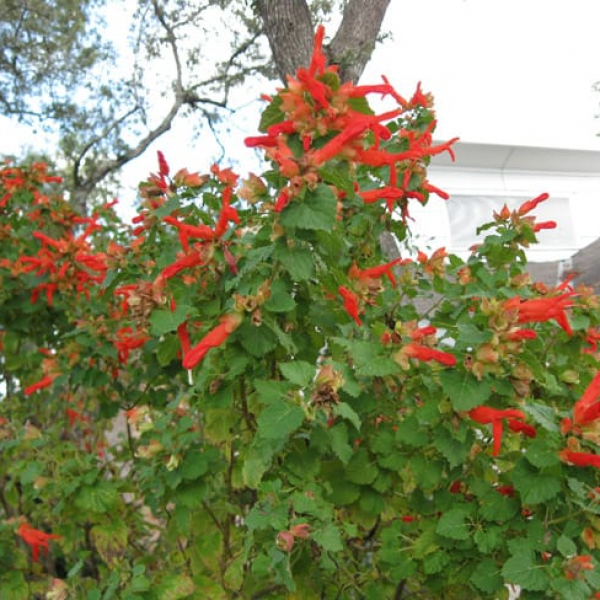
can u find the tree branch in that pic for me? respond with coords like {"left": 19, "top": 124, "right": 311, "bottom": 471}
{"left": 328, "top": 0, "right": 392, "bottom": 83}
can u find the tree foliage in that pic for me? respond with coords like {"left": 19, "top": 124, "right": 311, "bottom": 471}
{"left": 3, "top": 26, "right": 600, "bottom": 599}
{"left": 0, "top": 0, "right": 391, "bottom": 213}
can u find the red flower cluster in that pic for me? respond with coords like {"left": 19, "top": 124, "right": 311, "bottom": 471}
{"left": 11, "top": 220, "right": 107, "bottom": 306}
{"left": 469, "top": 406, "right": 535, "bottom": 457}
{"left": 16, "top": 522, "right": 61, "bottom": 563}
{"left": 244, "top": 25, "right": 457, "bottom": 218}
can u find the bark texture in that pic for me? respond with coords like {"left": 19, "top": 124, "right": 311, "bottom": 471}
{"left": 328, "top": 0, "right": 392, "bottom": 83}
{"left": 255, "top": 0, "right": 315, "bottom": 84}
{"left": 256, "top": 0, "right": 392, "bottom": 83}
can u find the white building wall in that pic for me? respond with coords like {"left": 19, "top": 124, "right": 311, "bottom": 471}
{"left": 409, "top": 144, "right": 600, "bottom": 263}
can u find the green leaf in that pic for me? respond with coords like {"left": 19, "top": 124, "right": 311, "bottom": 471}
{"left": 0, "top": 571, "right": 29, "bottom": 600}
{"left": 470, "top": 559, "right": 503, "bottom": 594}
{"left": 512, "top": 458, "right": 561, "bottom": 504}
{"left": 329, "top": 423, "right": 353, "bottom": 465}
{"left": 523, "top": 402, "right": 560, "bottom": 433}
{"left": 258, "top": 95, "right": 284, "bottom": 132}
{"left": 359, "top": 488, "right": 385, "bottom": 516}
{"left": 345, "top": 448, "right": 378, "bottom": 485}
{"left": 242, "top": 455, "right": 271, "bottom": 489}
{"left": 355, "top": 358, "right": 399, "bottom": 377}
{"left": 257, "top": 400, "right": 305, "bottom": 440}
{"left": 456, "top": 321, "right": 493, "bottom": 346}
{"left": 74, "top": 481, "right": 119, "bottom": 514}
{"left": 224, "top": 554, "right": 245, "bottom": 592}
{"left": 154, "top": 574, "right": 195, "bottom": 599}
{"left": 319, "top": 164, "right": 354, "bottom": 194}
{"left": 90, "top": 519, "right": 128, "bottom": 565}
{"left": 180, "top": 449, "right": 209, "bottom": 481}
{"left": 333, "top": 402, "right": 361, "bottom": 431}
{"left": 439, "top": 370, "right": 493, "bottom": 411}
{"left": 479, "top": 490, "right": 519, "bottom": 522}
{"left": 394, "top": 416, "right": 428, "bottom": 448}
{"left": 435, "top": 507, "right": 471, "bottom": 541}
{"left": 275, "top": 245, "right": 315, "bottom": 281}
{"left": 254, "top": 380, "right": 294, "bottom": 404}
{"left": 156, "top": 334, "right": 180, "bottom": 366}
{"left": 525, "top": 437, "right": 561, "bottom": 468}
{"left": 423, "top": 550, "right": 450, "bottom": 575}
{"left": 238, "top": 322, "right": 278, "bottom": 357}
{"left": 313, "top": 523, "right": 344, "bottom": 552}
{"left": 501, "top": 548, "right": 550, "bottom": 591}
{"left": 153, "top": 196, "right": 181, "bottom": 218}
{"left": 411, "top": 525, "right": 439, "bottom": 559}
{"left": 411, "top": 455, "right": 443, "bottom": 490}
{"left": 263, "top": 279, "right": 296, "bottom": 313}
{"left": 280, "top": 184, "right": 337, "bottom": 231}
{"left": 150, "top": 304, "right": 194, "bottom": 336}
{"left": 556, "top": 534, "right": 577, "bottom": 557}
{"left": 434, "top": 427, "right": 470, "bottom": 468}
{"left": 237, "top": 244, "right": 274, "bottom": 278}
{"left": 279, "top": 360, "right": 315, "bottom": 387}
{"left": 324, "top": 468, "right": 361, "bottom": 505}
{"left": 474, "top": 528, "right": 502, "bottom": 554}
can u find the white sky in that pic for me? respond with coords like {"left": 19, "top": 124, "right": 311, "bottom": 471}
{"left": 1, "top": 0, "right": 599, "bottom": 207}
{"left": 369, "top": 0, "right": 600, "bottom": 151}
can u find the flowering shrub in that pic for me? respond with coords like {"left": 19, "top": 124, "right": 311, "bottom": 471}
{"left": 2, "top": 26, "right": 600, "bottom": 599}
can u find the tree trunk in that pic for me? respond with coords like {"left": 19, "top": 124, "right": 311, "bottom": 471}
{"left": 256, "top": 0, "right": 392, "bottom": 84}
{"left": 328, "top": 0, "right": 392, "bottom": 83}
{"left": 255, "top": 0, "right": 314, "bottom": 84}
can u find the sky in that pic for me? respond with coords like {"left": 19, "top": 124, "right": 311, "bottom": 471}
{"left": 366, "top": 0, "right": 600, "bottom": 152}
{"left": 1, "top": 0, "right": 599, "bottom": 209}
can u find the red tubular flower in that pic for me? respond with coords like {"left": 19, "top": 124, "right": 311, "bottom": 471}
{"left": 573, "top": 370, "right": 600, "bottom": 426}
{"left": 560, "top": 450, "right": 600, "bottom": 469}
{"left": 422, "top": 180, "right": 450, "bottom": 200}
{"left": 113, "top": 328, "right": 150, "bottom": 364}
{"left": 518, "top": 192, "right": 549, "bottom": 216}
{"left": 360, "top": 186, "right": 406, "bottom": 206}
{"left": 157, "top": 151, "right": 170, "bottom": 178}
{"left": 274, "top": 188, "right": 291, "bottom": 213}
{"left": 507, "top": 291, "right": 576, "bottom": 336}
{"left": 402, "top": 342, "right": 456, "bottom": 366}
{"left": 505, "top": 328, "right": 537, "bottom": 341}
{"left": 32, "top": 231, "right": 62, "bottom": 249}
{"left": 245, "top": 135, "right": 278, "bottom": 148}
{"left": 348, "top": 258, "right": 403, "bottom": 286}
{"left": 495, "top": 485, "right": 515, "bottom": 497}
{"left": 469, "top": 406, "right": 527, "bottom": 457}
{"left": 564, "top": 555, "right": 594, "bottom": 580}
{"left": 338, "top": 286, "right": 362, "bottom": 326}
{"left": 308, "top": 25, "right": 327, "bottom": 76}
{"left": 66, "top": 408, "right": 87, "bottom": 428}
{"left": 163, "top": 216, "right": 216, "bottom": 250}
{"left": 410, "top": 326, "right": 437, "bottom": 341}
{"left": 507, "top": 419, "right": 537, "bottom": 438}
{"left": 214, "top": 187, "right": 240, "bottom": 237}
{"left": 584, "top": 328, "right": 600, "bottom": 354}
{"left": 24, "top": 374, "right": 57, "bottom": 396}
{"left": 533, "top": 220, "right": 557, "bottom": 232}
{"left": 177, "top": 321, "right": 191, "bottom": 358}
{"left": 182, "top": 313, "right": 242, "bottom": 369}
{"left": 159, "top": 252, "right": 204, "bottom": 281}
{"left": 17, "top": 522, "right": 61, "bottom": 562}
